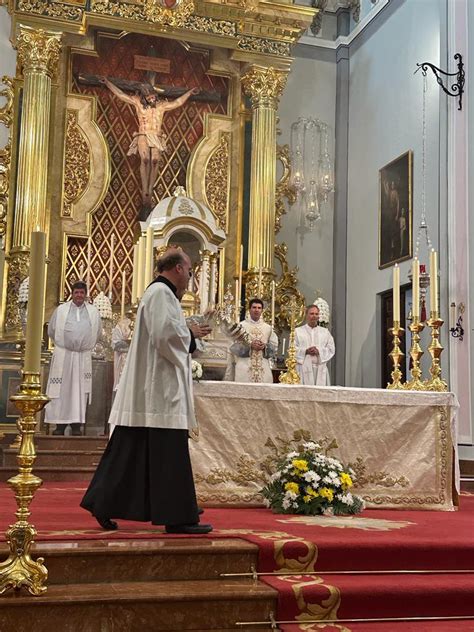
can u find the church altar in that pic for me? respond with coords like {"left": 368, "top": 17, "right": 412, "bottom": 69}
{"left": 191, "top": 382, "right": 459, "bottom": 511}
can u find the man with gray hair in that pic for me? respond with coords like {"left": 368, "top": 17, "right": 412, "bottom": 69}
{"left": 81, "top": 248, "right": 212, "bottom": 534}
{"left": 295, "top": 304, "right": 335, "bottom": 386}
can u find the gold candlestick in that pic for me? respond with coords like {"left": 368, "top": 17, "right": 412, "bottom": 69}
{"left": 425, "top": 312, "right": 448, "bottom": 391}
{"left": 0, "top": 372, "right": 50, "bottom": 595}
{"left": 404, "top": 317, "right": 425, "bottom": 390}
{"left": 387, "top": 322, "right": 405, "bottom": 389}
{"left": 279, "top": 298, "right": 300, "bottom": 385}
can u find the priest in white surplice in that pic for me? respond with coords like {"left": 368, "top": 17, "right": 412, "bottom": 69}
{"left": 295, "top": 304, "right": 335, "bottom": 386}
{"left": 45, "top": 282, "right": 101, "bottom": 436}
{"left": 225, "top": 298, "right": 278, "bottom": 383}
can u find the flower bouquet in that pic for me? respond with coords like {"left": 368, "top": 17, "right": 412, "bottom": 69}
{"left": 261, "top": 441, "right": 364, "bottom": 516}
{"left": 192, "top": 360, "right": 203, "bottom": 381}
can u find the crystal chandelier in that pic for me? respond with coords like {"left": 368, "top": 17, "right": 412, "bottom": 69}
{"left": 290, "top": 117, "right": 334, "bottom": 232}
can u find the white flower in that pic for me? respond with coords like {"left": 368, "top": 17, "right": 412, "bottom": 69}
{"left": 303, "top": 471, "right": 321, "bottom": 484}
{"left": 263, "top": 498, "right": 271, "bottom": 508}
{"left": 282, "top": 498, "right": 291, "bottom": 510}
{"left": 192, "top": 360, "right": 203, "bottom": 379}
{"left": 286, "top": 451, "right": 298, "bottom": 459}
{"left": 292, "top": 502, "right": 299, "bottom": 509}
{"left": 302, "top": 441, "right": 320, "bottom": 451}
{"left": 284, "top": 491, "right": 298, "bottom": 501}
{"left": 339, "top": 493, "right": 354, "bottom": 506}
{"left": 270, "top": 472, "right": 281, "bottom": 482}
{"left": 328, "top": 471, "right": 338, "bottom": 479}
{"left": 323, "top": 476, "right": 333, "bottom": 484}
{"left": 313, "top": 297, "right": 330, "bottom": 324}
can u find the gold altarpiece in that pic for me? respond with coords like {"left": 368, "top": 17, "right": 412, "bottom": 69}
{"left": 0, "top": 0, "right": 316, "bottom": 430}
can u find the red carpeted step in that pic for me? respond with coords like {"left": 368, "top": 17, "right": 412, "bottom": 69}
{"left": 0, "top": 466, "right": 96, "bottom": 482}
{"left": 2, "top": 448, "right": 105, "bottom": 468}
{"left": 281, "top": 618, "right": 474, "bottom": 631}
{"left": 266, "top": 572, "right": 474, "bottom": 621}
{"left": 34, "top": 436, "right": 108, "bottom": 450}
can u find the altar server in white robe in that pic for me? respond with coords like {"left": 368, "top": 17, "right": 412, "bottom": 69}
{"left": 111, "top": 314, "right": 132, "bottom": 392}
{"left": 81, "top": 248, "right": 213, "bottom": 534}
{"left": 225, "top": 298, "right": 278, "bottom": 383}
{"left": 45, "top": 282, "right": 101, "bottom": 436}
{"left": 295, "top": 305, "right": 335, "bottom": 386}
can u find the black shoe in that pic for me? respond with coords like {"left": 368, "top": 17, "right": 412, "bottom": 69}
{"left": 52, "top": 426, "right": 65, "bottom": 436}
{"left": 165, "top": 523, "right": 213, "bottom": 534}
{"left": 95, "top": 516, "right": 118, "bottom": 530}
{"left": 198, "top": 507, "right": 204, "bottom": 515}
{"left": 71, "top": 424, "right": 83, "bottom": 436}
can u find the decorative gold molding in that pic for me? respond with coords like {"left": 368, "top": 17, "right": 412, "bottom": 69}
{"left": 238, "top": 35, "right": 291, "bottom": 57}
{"left": 89, "top": 0, "right": 195, "bottom": 26}
{"left": 204, "top": 132, "right": 230, "bottom": 232}
{"left": 274, "top": 242, "right": 305, "bottom": 331}
{"left": 62, "top": 109, "right": 91, "bottom": 218}
{"left": 4, "top": 250, "right": 29, "bottom": 338}
{"left": 275, "top": 143, "right": 296, "bottom": 234}
{"left": 16, "top": 0, "right": 83, "bottom": 21}
{"left": 0, "top": 76, "right": 14, "bottom": 243}
{"left": 16, "top": 25, "right": 62, "bottom": 79}
{"left": 241, "top": 65, "right": 288, "bottom": 109}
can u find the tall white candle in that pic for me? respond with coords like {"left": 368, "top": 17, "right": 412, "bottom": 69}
{"left": 136, "top": 236, "right": 145, "bottom": 299}
{"left": 109, "top": 234, "right": 115, "bottom": 298}
{"left": 86, "top": 237, "right": 91, "bottom": 295}
{"left": 393, "top": 264, "right": 400, "bottom": 323}
{"left": 234, "top": 278, "right": 240, "bottom": 323}
{"left": 282, "top": 338, "right": 286, "bottom": 356}
{"left": 449, "top": 302, "right": 456, "bottom": 329}
{"left": 430, "top": 248, "right": 438, "bottom": 315}
{"left": 145, "top": 226, "right": 154, "bottom": 287}
{"left": 412, "top": 257, "right": 420, "bottom": 320}
{"left": 271, "top": 280, "right": 276, "bottom": 328}
{"left": 131, "top": 244, "right": 138, "bottom": 304}
{"left": 238, "top": 245, "right": 243, "bottom": 304}
{"left": 121, "top": 270, "right": 126, "bottom": 319}
{"left": 24, "top": 231, "right": 47, "bottom": 374}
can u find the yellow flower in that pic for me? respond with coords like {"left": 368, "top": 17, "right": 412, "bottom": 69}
{"left": 292, "top": 459, "right": 309, "bottom": 472}
{"left": 303, "top": 495, "right": 311, "bottom": 503}
{"left": 305, "top": 486, "right": 318, "bottom": 498}
{"left": 285, "top": 482, "right": 299, "bottom": 495}
{"left": 340, "top": 473, "right": 353, "bottom": 489}
{"left": 319, "top": 487, "right": 334, "bottom": 502}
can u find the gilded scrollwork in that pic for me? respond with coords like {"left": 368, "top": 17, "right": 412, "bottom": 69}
{"left": 185, "top": 14, "right": 236, "bottom": 36}
{"left": 62, "top": 110, "right": 91, "bottom": 218}
{"left": 275, "top": 143, "right": 296, "bottom": 234}
{"left": 194, "top": 454, "right": 267, "bottom": 486}
{"left": 241, "top": 66, "right": 288, "bottom": 109}
{"left": 90, "top": 0, "right": 194, "bottom": 27}
{"left": 16, "top": 26, "right": 62, "bottom": 79}
{"left": 205, "top": 133, "right": 230, "bottom": 231}
{"left": 348, "top": 457, "right": 410, "bottom": 489}
{"left": 238, "top": 36, "right": 291, "bottom": 57}
{"left": 17, "top": 0, "right": 83, "bottom": 21}
{"left": 4, "top": 251, "right": 29, "bottom": 336}
{"left": 274, "top": 242, "right": 306, "bottom": 330}
{"left": 0, "top": 75, "right": 14, "bottom": 244}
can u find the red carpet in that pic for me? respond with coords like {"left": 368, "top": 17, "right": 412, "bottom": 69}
{"left": 1, "top": 483, "right": 474, "bottom": 629}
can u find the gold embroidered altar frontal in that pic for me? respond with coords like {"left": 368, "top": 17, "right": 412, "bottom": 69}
{"left": 191, "top": 382, "right": 459, "bottom": 511}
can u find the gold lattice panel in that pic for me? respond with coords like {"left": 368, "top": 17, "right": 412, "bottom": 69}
{"left": 68, "top": 33, "right": 229, "bottom": 304}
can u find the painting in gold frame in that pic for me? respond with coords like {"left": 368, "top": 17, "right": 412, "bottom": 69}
{"left": 378, "top": 150, "right": 413, "bottom": 269}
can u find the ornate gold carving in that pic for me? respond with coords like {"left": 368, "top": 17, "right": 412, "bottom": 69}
{"left": 0, "top": 372, "right": 49, "bottom": 595}
{"left": 62, "top": 110, "right": 91, "bottom": 218}
{"left": 4, "top": 251, "right": 29, "bottom": 337}
{"left": 0, "top": 76, "right": 14, "bottom": 242}
{"left": 275, "top": 143, "right": 296, "bottom": 234}
{"left": 90, "top": 0, "right": 194, "bottom": 27}
{"left": 17, "top": 0, "right": 83, "bottom": 21}
{"left": 205, "top": 133, "right": 230, "bottom": 231}
{"left": 195, "top": 454, "right": 266, "bottom": 486}
{"left": 16, "top": 26, "right": 62, "bottom": 79}
{"left": 241, "top": 66, "right": 288, "bottom": 109}
{"left": 186, "top": 14, "right": 236, "bottom": 35}
{"left": 238, "top": 36, "right": 291, "bottom": 57}
{"left": 279, "top": 298, "right": 301, "bottom": 384}
{"left": 274, "top": 242, "right": 305, "bottom": 331}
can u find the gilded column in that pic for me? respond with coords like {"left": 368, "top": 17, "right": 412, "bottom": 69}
{"left": 241, "top": 66, "right": 288, "bottom": 302}
{"left": 3, "top": 26, "right": 62, "bottom": 338}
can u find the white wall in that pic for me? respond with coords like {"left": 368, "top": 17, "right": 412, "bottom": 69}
{"left": 278, "top": 45, "right": 337, "bottom": 309}
{"left": 345, "top": 0, "right": 446, "bottom": 387}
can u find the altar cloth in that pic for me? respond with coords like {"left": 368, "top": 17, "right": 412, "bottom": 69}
{"left": 191, "top": 382, "right": 458, "bottom": 511}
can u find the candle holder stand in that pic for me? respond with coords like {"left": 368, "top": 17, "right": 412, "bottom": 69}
{"left": 425, "top": 312, "right": 448, "bottom": 392}
{"left": 0, "top": 372, "right": 50, "bottom": 595}
{"left": 279, "top": 299, "right": 300, "bottom": 385}
{"left": 387, "top": 322, "right": 405, "bottom": 389}
{"left": 404, "top": 317, "right": 426, "bottom": 390}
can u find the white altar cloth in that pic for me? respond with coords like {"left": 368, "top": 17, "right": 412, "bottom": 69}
{"left": 191, "top": 382, "right": 459, "bottom": 511}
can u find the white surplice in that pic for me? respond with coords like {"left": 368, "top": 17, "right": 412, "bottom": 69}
{"left": 45, "top": 301, "right": 101, "bottom": 425}
{"left": 225, "top": 318, "right": 278, "bottom": 384}
{"left": 109, "top": 281, "right": 196, "bottom": 430}
{"left": 295, "top": 324, "right": 335, "bottom": 386}
{"left": 111, "top": 317, "right": 132, "bottom": 391}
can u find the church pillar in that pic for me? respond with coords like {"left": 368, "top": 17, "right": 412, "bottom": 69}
{"left": 200, "top": 250, "right": 211, "bottom": 312}
{"left": 3, "top": 26, "right": 62, "bottom": 338}
{"left": 241, "top": 66, "right": 288, "bottom": 303}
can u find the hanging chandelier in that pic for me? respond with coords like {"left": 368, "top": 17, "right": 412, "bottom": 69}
{"left": 289, "top": 117, "right": 335, "bottom": 232}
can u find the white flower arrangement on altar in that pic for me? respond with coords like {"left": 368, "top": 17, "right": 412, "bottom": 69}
{"left": 313, "top": 297, "right": 330, "bottom": 328}
{"left": 192, "top": 360, "right": 203, "bottom": 381}
{"left": 261, "top": 441, "right": 364, "bottom": 516}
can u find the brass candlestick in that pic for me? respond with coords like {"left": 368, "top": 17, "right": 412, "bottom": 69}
{"left": 387, "top": 322, "right": 405, "bottom": 389}
{"left": 0, "top": 372, "right": 50, "bottom": 595}
{"left": 404, "top": 317, "right": 425, "bottom": 390}
{"left": 425, "top": 312, "right": 448, "bottom": 391}
{"left": 279, "top": 298, "right": 300, "bottom": 385}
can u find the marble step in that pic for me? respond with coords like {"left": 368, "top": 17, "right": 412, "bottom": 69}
{"left": 2, "top": 448, "right": 104, "bottom": 468}
{"left": 0, "top": 465, "right": 96, "bottom": 482}
{"left": 0, "top": 538, "right": 259, "bottom": 585}
{"left": 34, "top": 435, "right": 108, "bottom": 451}
{"left": 0, "top": 578, "right": 277, "bottom": 632}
